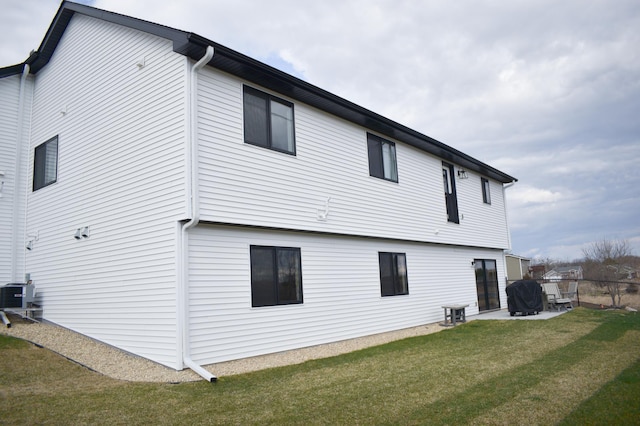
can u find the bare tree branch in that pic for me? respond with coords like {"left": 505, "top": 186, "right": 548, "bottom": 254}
{"left": 582, "top": 238, "right": 634, "bottom": 307}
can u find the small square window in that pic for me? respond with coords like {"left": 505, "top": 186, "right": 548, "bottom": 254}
{"left": 33, "top": 136, "right": 58, "bottom": 191}
{"left": 367, "top": 133, "right": 398, "bottom": 182}
{"left": 379, "top": 252, "right": 409, "bottom": 296}
{"left": 250, "top": 246, "right": 303, "bottom": 307}
{"left": 243, "top": 86, "right": 295, "bottom": 155}
{"left": 482, "top": 178, "right": 491, "bottom": 204}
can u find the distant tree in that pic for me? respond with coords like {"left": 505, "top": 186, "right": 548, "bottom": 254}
{"left": 582, "top": 238, "right": 634, "bottom": 307}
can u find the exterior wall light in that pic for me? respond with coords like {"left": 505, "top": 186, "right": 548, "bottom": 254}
{"left": 74, "top": 226, "right": 90, "bottom": 240}
{"left": 26, "top": 232, "right": 39, "bottom": 250}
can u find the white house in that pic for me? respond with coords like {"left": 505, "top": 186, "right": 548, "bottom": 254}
{"left": 544, "top": 266, "right": 584, "bottom": 282}
{"left": 1, "top": 2, "right": 517, "bottom": 380}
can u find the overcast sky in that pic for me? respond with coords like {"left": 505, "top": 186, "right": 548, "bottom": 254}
{"left": 2, "top": 0, "right": 639, "bottom": 262}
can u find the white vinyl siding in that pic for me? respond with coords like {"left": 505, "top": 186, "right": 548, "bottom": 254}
{"left": 0, "top": 75, "right": 32, "bottom": 285}
{"left": 24, "top": 15, "right": 188, "bottom": 368}
{"left": 187, "top": 224, "right": 506, "bottom": 365}
{"left": 197, "top": 69, "right": 510, "bottom": 250}
{"left": 0, "top": 75, "right": 28, "bottom": 283}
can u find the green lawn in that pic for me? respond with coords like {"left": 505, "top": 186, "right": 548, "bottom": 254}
{"left": 1, "top": 308, "right": 639, "bottom": 425}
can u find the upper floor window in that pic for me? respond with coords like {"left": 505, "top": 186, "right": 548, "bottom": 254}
{"left": 442, "top": 162, "right": 459, "bottom": 223}
{"left": 243, "top": 86, "right": 295, "bottom": 155}
{"left": 481, "top": 178, "right": 491, "bottom": 204}
{"left": 367, "top": 133, "right": 398, "bottom": 182}
{"left": 379, "top": 252, "right": 409, "bottom": 296}
{"left": 33, "top": 136, "right": 58, "bottom": 191}
{"left": 250, "top": 245, "right": 303, "bottom": 307}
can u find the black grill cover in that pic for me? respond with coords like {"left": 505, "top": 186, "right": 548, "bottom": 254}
{"left": 506, "top": 280, "right": 543, "bottom": 315}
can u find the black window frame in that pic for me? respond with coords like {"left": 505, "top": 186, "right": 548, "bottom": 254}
{"left": 33, "top": 135, "right": 59, "bottom": 191}
{"left": 378, "top": 252, "right": 409, "bottom": 297}
{"left": 367, "top": 133, "right": 398, "bottom": 182}
{"left": 243, "top": 85, "right": 296, "bottom": 155}
{"left": 250, "top": 245, "right": 303, "bottom": 308}
{"left": 442, "top": 162, "right": 460, "bottom": 223}
{"left": 481, "top": 177, "right": 491, "bottom": 204}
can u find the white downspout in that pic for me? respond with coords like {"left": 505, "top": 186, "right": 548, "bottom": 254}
{"left": 10, "top": 64, "right": 30, "bottom": 282}
{"left": 179, "top": 45, "right": 215, "bottom": 382}
{"left": 502, "top": 180, "right": 516, "bottom": 284}
{"left": 502, "top": 180, "right": 516, "bottom": 251}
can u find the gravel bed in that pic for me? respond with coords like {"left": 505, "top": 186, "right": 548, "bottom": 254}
{"left": 2, "top": 314, "right": 444, "bottom": 382}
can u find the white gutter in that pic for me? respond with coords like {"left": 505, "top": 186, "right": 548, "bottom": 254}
{"left": 10, "top": 64, "right": 30, "bottom": 282}
{"left": 502, "top": 180, "right": 516, "bottom": 252}
{"left": 178, "top": 46, "right": 215, "bottom": 382}
{"left": 501, "top": 180, "right": 517, "bottom": 284}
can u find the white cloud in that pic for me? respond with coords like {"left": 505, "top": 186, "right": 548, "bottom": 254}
{"left": 509, "top": 186, "right": 562, "bottom": 207}
{"left": 0, "top": 1, "right": 61, "bottom": 65}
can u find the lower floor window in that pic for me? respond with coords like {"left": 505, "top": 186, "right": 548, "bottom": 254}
{"left": 250, "top": 245, "right": 303, "bottom": 307}
{"left": 379, "top": 252, "right": 409, "bottom": 296}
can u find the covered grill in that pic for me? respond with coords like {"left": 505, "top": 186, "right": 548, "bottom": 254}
{"left": 505, "top": 280, "right": 543, "bottom": 316}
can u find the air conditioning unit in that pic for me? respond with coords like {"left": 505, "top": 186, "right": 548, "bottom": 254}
{"left": 0, "top": 283, "right": 36, "bottom": 309}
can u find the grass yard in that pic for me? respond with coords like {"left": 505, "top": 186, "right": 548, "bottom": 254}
{"left": 1, "top": 308, "right": 639, "bottom": 425}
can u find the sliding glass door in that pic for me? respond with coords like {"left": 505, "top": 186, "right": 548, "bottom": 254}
{"left": 475, "top": 259, "right": 500, "bottom": 311}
